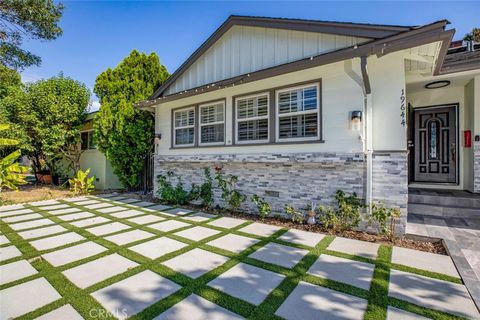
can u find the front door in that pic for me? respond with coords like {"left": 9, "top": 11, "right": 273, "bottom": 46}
{"left": 413, "top": 105, "right": 457, "bottom": 183}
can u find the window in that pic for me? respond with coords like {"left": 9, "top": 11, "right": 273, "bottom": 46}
{"left": 80, "top": 131, "right": 96, "bottom": 150}
{"left": 174, "top": 107, "right": 195, "bottom": 147}
{"left": 235, "top": 93, "right": 269, "bottom": 143}
{"left": 276, "top": 84, "right": 320, "bottom": 141}
{"left": 199, "top": 102, "right": 225, "bottom": 145}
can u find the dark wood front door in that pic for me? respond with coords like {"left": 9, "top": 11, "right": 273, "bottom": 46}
{"left": 413, "top": 105, "right": 457, "bottom": 183}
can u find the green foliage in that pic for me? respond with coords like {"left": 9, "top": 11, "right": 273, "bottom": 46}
{"left": 0, "top": 74, "right": 90, "bottom": 173}
{"left": 156, "top": 171, "right": 198, "bottom": 206}
{"left": 214, "top": 167, "right": 246, "bottom": 211}
{"left": 0, "top": 65, "right": 21, "bottom": 98}
{"left": 199, "top": 168, "right": 214, "bottom": 208}
{"left": 68, "top": 168, "right": 95, "bottom": 195}
{"left": 318, "top": 190, "right": 364, "bottom": 232}
{"left": 284, "top": 204, "right": 304, "bottom": 224}
{"left": 0, "top": 149, "right": 28, "bottom": 191}
{"left": 0, "top": 123, "right": 28, "bottom": 191}
{"left": 251, "top": 194, "right": 271, "bottom": 219}
{"left": 369, "top": 202, "right": 402, "bottom": 239}
{"left": 0, "top": 0, "right": 64, "bottom": 70}
{"left": 94, "top": 50, "right": 169, "bottom": 188}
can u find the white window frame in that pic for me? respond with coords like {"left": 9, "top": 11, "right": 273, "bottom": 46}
{"left": 198, "top": 101, "right": 225, "bottom": 146}
{"left": 173, "top": 106, "right": 195, "bottom": 147}
{"left": 275, "top": 83, "right": 320, "bottom": 142}
{"left": 234, "top": 92, "right": 270, "bottom": 144}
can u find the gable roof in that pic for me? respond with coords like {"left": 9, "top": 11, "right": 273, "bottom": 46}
{"left": 151, "top": 15, "right": 420, "bottom": 99}
{"left": 141, "top": 16, "right": 451, "bottom": 108}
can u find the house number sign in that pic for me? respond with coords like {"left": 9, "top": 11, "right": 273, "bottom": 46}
{"left": 400, "top": 88, "right": 406, "bottom": 127}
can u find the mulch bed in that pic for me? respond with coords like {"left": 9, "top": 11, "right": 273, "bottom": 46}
{"left": 134, "top": 193, "right": 447, "bottom": 255}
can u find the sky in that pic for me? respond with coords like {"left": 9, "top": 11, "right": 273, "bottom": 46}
{"left": 21, "top": 0, "right": 480, "bottom": 110}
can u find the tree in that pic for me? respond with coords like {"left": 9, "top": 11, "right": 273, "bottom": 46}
{"left": 1, "top": 74, "right": 91, "bottom": 176}
{"left": 0, "top": 0, "right": 64, "bottom": 70}
{"left": 94, "top": 50, "right": 169, "bottom": 188}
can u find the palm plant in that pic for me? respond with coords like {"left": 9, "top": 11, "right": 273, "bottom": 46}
{"left": 0, "top": 124, "right": 29, "bottom": 191}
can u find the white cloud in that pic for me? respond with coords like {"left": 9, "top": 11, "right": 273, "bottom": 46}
{"left": 20, "top": 71, "right": 44, "bottom": 83}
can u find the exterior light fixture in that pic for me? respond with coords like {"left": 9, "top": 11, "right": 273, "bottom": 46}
{"left": 350, "top": 111, "right": 362, "bottom": 131}
{"left": 154, "top": 133, "right": 162, "bottom": 144}
{"left": 425, "top": 80, "right": 450, "bottom": 89}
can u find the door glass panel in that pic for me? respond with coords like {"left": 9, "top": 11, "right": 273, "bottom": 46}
{"left": 428, "top": 120, "right": 439, "bottom": 160}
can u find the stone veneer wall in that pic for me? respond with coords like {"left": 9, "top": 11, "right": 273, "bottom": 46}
{"left": 154, "top": 153, "right": 366, "bottom": 214}
{"left": 474, "top": 141, "right": 480, "bottom": 193}
{"left": 371, "top": 151, "right": 409, "bottom": 235}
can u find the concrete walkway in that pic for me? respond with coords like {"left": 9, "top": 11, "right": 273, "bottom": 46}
{"left": 408, "top": 213, "right": 480, "bottom": 312}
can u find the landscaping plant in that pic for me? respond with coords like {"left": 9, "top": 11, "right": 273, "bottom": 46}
{"left": 369, "top": 202, "right": 402, "bottom": 240}
{"left": 94, "top": 50, "right": 169, "bottom": 189}
{"left": 156, "top": 171, "right": 199, "bottom": 205}
{"left": 251, "top": 194, "right": 271, "bottom": 219}
{"left": 284, "top": 204, "right": 304, "bottom": 224}
{"left": 214, "top": 167, "right": 246, "bottom": 211}
{"left": 0, "top": 124, "right": 29, "bottom": 192}
{"left": 318, "top": 190, "right": 364, "bottom": 232}
{"left": 69, "top": 168, "right": 95, "bottom": 195}
{"left": 199, "top": 168, "right": 214, "bottom": 209}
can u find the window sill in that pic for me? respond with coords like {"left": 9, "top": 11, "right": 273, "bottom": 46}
{"left": 169, "top": 140, "right": 324, "bottom": 150}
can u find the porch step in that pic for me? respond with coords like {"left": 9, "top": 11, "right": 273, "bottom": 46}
{"left": 408, "top": 203, "right": 480, "bottom": 218}
{"left": 409, "top": 193, "right": 480, "bottom": 208}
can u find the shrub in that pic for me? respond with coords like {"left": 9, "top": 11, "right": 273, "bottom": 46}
{"left": 284, "top": 204, "right": 304, "bottom": 224}
{"left": 251, "top": 195, "right": 271, "bottom": 219}
{"left": 69, "top": 168, "right": 95, "bottom": 195}
{"left": 318, "top": 190, "right": 364, "bottom": 232}
{"left": 200, "top": 168, "right": 214, "bottom": 209}
{"left": 156, "top": 171, "right": 198, "bottom": 205}
{"left": 369, "top": 202, "right": 402, "bottom": 240}
{"left": 214, "top": 167, "right": 246, "bottom": 211}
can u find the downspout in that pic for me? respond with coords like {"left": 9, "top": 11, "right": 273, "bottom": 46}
{"left": 360, "top": 56, "right": 373, "bottom": 213}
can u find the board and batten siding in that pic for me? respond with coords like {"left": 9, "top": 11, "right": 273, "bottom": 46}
{"left": 166, "top": 25, "right": 371, "bottom": 95}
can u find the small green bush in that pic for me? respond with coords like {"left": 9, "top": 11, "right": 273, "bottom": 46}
{"left": 156, "top": 171, "right": 198, "bottom": 205}
{"left": 214, "top": 167, "right": 246, "bottom": 211}
{"left": 369, "top": 202, "right": 402, "bottom": 239}
{"left": 251, "top": 194, "right": 271, "bottom": 219}
{"left": 318, "top": 190, "right": 364, "bottom": 232}
{"left": 284, "top": 204, "right": 304, "bottom": 224}
{"left": 199, "top": 168, "right": 214, "bottom": 208}
{"left": 69, "top": 168, "right": 95, "bottom": 195}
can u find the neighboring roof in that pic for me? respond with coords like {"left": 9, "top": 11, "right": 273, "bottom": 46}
{"left": 442, "top": 49, "right": 480, "bottom": 74}
{"left": 85, "top": 111, "right": 98, "bottom": 121}
{"left": 150, "top": 16, "right": 422, "bottom": 99}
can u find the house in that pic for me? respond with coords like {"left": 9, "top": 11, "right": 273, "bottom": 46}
{"left": 138, "top": 16, "right": 480, "bottom": 234}
{"left": 79, "top": 112, "right": 123, "bottom": 190}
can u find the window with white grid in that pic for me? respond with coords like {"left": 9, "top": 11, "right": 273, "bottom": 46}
{"left": 276, "top": 84, "right": 320, "bottom": 142}
{"left": 174, "top": 107, "right": 195, "bottom": 147}
{"left": 199, "top": 102, "right": 225, "bottom": 145}
{"left": 235, "top": 93, "right": 269, "bottom": 144}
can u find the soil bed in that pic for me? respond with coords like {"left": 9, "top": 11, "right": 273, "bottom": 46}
{"left": 138, "top": 193, "right": 447, "bottom": 255}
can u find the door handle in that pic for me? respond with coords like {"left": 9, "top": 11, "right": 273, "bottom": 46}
{"left": 451, "top": 143, "right": 456, "bottom": 162}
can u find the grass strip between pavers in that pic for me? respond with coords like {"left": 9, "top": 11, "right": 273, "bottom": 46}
{"left": 0, "top": 195, "right": 470, "bottom": 320}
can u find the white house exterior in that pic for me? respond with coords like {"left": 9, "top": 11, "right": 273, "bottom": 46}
{"left": 139, "top": 16, "right": 480, "bottom": 234}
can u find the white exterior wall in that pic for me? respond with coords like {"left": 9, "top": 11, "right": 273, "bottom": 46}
{"left": 167, "top": 26, "right": 370, "bottom": 95}
{"left": 156, "top": 59, "right": 371, "bottom": 155}
{"left": 369, "top": 52, "right": 407, "bottom": 151}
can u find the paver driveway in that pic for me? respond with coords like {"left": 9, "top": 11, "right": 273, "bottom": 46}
{"left": 1, "top": 194, "right": 479, "bottom": 320}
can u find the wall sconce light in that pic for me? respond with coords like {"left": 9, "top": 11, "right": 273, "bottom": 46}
{"left": 350, "top": 111, "right": 362, "bottom": 131}
{"left": 154, "top": 133, "right": 162, "bottom": 144}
